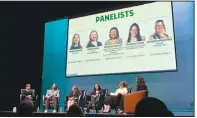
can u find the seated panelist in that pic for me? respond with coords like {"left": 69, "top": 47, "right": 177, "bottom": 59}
{"left": 117, "top": 76, "right": 148, "bottom": 114}
{"left": 22, "top": 84, "right": 34, "bottom": 100}
{"left": 44, "top": 83, "right": 60, "bottom": 113}
{"left": 103, "top": 81, "right": 128, "bottom": 113}
{"left": 86, "top": 84, "right": 103, "bottom": 113}
{"left": 66, "top": 85, "right": 81, "bottom": 111}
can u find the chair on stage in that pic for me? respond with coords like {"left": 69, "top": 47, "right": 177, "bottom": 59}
{"left": 65, "top": 90, "right": 87, "bottom": 111}
{"left": 124, "top": 90, "right": 148, "bottom": 113}
{"left": 85, "top": 89, "right": 108, "bottom": 113}
{"left": 127, "top": 87, "right": 132, "bottom": 93}
{"left": 20, "top": 89, "right": 39, "bottom": 110}
{"left": 42, "top": 90, "right": 60, "bottom": 112}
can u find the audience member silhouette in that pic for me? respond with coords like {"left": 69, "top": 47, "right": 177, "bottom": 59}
{"left": 18, "top": 100, "right": 34, "bottom": 116}
{"left": 135, "top": 97, "right": 174, "bottom": 117}
{"left": 67, "top": 104, "right": 84, "bottom": 117}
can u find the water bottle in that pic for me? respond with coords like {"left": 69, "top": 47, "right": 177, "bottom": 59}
{"left": 37, "top": 107, "right": 40, "bottom": 113}
{"left": 59, "top": 107, "right": 63, "bottom": 113}
{"left": 100, "top": 107, "right": 103, "bottom": 113}
{"left": 13, "top": 107, "right": 17, "bottom": 113}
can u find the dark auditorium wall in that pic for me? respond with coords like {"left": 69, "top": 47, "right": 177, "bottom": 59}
{"left": 41, "top": 2, "right": 194, "bottom": 112}
{"left": 1, "top": 2, "right": 44, "bottom": 110}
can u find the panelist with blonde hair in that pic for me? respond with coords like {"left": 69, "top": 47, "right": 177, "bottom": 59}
{"left": 103, "top": 81, "right": 128, "bottom": 113}
{"left": 150, "top": 20, "right": 169, "bottom": 40}
{"left": 66, "top": 85, "right": 81, "bottom": 111}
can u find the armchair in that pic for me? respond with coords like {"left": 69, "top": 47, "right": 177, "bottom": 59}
{"left": 124, "top": 90, "right": 148, "bottom": 113}
{"left": 65, "top": 90, "right": 87, "bottom": 111}
{"left": 127, "top": 87, "right": 132, "bottom": 93}
{"left": 20, "top": 89, "right": 39, "bottom": 110}
{"left": 85, "top": 89, "right": 108, "bottom": 113}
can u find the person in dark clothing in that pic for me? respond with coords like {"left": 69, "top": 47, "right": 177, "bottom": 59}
{"left": 86, "top": 84, "right": 103, "bottom": 113}
{"left": 66, "top": 85, "right": 81, "bottom": 110}
{"left": 18, "top": 100, "right": 34, "bottom": 116}
{"left": 136, "top": 76, "right": 148, "bottom": 91}
{"left": 135, "top": 97, "right": 174, "bottom": 117}
{"left": 22, "top": 84, "right": 34, "bottom": 100}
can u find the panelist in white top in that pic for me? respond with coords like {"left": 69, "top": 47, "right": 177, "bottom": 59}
{"left": 103, "top": 81, "right": 128, "bottom": 113}
{"left": 110, "top": 87, "right": 128, "bottom": 96}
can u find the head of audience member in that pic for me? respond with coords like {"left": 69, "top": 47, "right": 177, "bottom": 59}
{"left": 128, "top": 23, "right": 142, "bottom": 42}
{"left": 109, "top": 27, "right": 119, "bottom": 40}
{"left": 18, "top": 100, "right": 34, "bottom": 117}
{"left": 52, "top": 83, "right": 57, "bottom": 90}
{"left": 119, "top": 81, "right": 127, "bottom": 89}
{"left": 25, "top": 84, "right": 31, "bottom": 91}
{"left": 135, "top": 97, "right": 174, "bottom": 117}
{"left": 67, "top": 104, "right": 84, "bottom": 117}
{"left": 155, "top": 20, "right": 166, "bottom": 34}
{"left": 136, "top": 76, "right": 147, "bottom": 91}
{"left": 94, "top": 84, "right": 101, "bottom": 91}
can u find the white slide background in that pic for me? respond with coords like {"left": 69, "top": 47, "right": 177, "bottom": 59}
{"left": 66, "top": 2, "right": 176, "bottom": 77}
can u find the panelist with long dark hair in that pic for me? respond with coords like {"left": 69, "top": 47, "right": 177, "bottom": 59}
{"left": 105, "top": 27, "right": 122, "bottom": 46}
{"left": 86, "top": 30, "right": 102, "bottom": 48}
{"left": 136, "top": 76, "right": 148, "bottom": 91}
{"left": 70, "top": 33, "right": 82, "bottom": 50}
{"left": 103, "top": 81, "right": 128, "bottom": 113}
{"left": 86, "top": 84, "right": 103, "bottom": 113}
{"left": 127, "top": 23, "right": 145, "bottom": 42}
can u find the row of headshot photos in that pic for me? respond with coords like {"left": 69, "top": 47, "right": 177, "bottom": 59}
{"left": 69, "top": 20, "right": 170, "bottom": 50}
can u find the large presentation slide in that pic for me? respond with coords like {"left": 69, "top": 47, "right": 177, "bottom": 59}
{"left": 66, "top": 2, "right": 177, "bottom": 77}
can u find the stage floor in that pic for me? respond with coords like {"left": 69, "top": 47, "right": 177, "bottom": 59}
{"left": 0, "top": 111, "right": 134, "bottom": 117}
{"left": 0, "top": 111, "right": 194, "bottom": 117}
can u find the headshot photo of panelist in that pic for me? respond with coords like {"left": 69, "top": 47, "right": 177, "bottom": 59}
{"left": 149, "top": 20, "right": 169, "bottom": 40}
{"left": 86, "top": 30, "right": 102, "bottom": 48}
{"left": 127, "top": 23, "right": 145, "bottom": 43}
{"left": 105, "top": 27, "right": 122, "bottom": 46}
{"left": 70, "top": 33, "right": 83, "bottom": 50}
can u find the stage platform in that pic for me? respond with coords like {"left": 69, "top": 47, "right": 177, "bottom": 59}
{"left": 0, "top": 111, "right": 194, "bottom": 117}
{"left": 0, "top": 111, "right": 134, "bottom": 117}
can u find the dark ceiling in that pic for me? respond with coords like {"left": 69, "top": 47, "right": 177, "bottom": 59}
{"left": 1, "top": 1, "right": 153, "bottom": 110}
